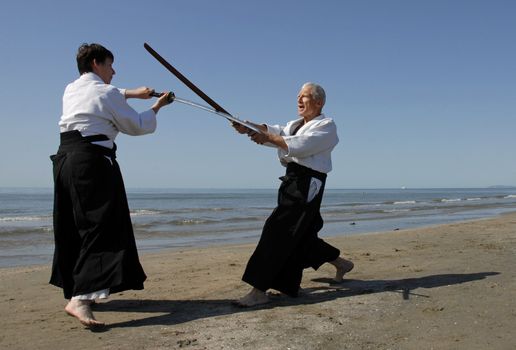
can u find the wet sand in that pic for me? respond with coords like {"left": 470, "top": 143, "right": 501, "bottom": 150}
{"left": 1, "top": 213, "right": 515, "bottom": 349}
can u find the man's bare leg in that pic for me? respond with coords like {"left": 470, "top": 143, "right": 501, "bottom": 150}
{"left": 233, "top": 287, "right": 270, "bottom": 307}
{"left": 65, "top": 299, "right": 105, "bottom": 327}
{"left": 329, "top": 256, "right": 354, "bottom": 282}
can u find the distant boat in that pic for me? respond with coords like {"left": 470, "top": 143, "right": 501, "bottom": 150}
{"left": 401, "top": 186, "right": 406, "bottom": 190}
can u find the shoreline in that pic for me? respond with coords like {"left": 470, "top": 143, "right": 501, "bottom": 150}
{"left": 2, "top": 187, "right": 516, "bottom": 269}
{"left": 3, "top": 209, "right": 516, "bottom": 269}
{"left": 3, "top": 211, "right": 510, "bottom": 272}
{"left": 1, "top": 213, "right": 515, "bottom": 349}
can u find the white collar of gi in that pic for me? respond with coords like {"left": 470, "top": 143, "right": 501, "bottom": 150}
{"left": 296, "top": 113, "right": 326, "bottom": 127}
{"left": 289, "top": 113, "right": 325, "bottom": 135}
{"left": 311, "top": 113, "right": 326, "bottom": 122}
{"left": 80, "top": 72, "right": 106, "bottom": 83}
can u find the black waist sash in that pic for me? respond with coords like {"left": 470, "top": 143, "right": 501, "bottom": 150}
{"left": 57, "top": 130, "right": 116, "bottom": 160}
{"left": 284, "top": 162, "right": 327, "bottom": 182}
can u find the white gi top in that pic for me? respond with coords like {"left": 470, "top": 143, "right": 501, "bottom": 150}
{"left": 266, "top": 114, "right": 338, "bottom": 174}
{"left": 59, "top": 72, "right": 157, "bottom": 148}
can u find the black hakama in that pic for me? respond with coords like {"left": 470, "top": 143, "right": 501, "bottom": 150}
{"left": 50, "top": 131, "right": 146, "bottom": 299}
{"left": 242, "top": 162, "right": 340, "bottom": 297}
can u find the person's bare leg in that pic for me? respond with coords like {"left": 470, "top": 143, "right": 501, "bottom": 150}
{"left": 233, "top": 288, "right": 269, "bottom": 307}
{"left": 65, "top": 299, "right": 105, "bottom": 327}
{"left": 329, "top": 257, "right": 354, "bottom": 282}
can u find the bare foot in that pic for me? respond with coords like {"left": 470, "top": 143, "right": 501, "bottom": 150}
{"left": 65, "top": 300, "right": 105, "bottom": 328}
{"left": 232, "top": 288, "right": 269, "bottom": 308}
{"left": 330, "top": 257, "right": 354, "bottom": 282}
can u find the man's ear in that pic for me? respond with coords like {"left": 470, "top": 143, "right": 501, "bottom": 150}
{"left": 91, "top": 59, "right": 101, "bottom": 74}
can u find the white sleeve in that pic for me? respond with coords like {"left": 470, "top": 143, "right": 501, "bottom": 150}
{"left": 106, "top": 88, "right": 157, "bottom": 136}
{"left": 261, "top": 124, "right": 285, "bottom": 148}
{"left": 283, "top": 120, "right": 338, "bottom": 157}
{"left": 266, "top": 124, "right": 283, "bottom": 135}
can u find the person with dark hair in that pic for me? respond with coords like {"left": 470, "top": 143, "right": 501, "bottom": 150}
{"left": 232, "top": 82, "right": 354, "bottom": 307}
{"left": 50, "top": 43, "right": 173, "bottom": 327}
{"left": 76, "top": 43, "right": 114, "bottom": 74}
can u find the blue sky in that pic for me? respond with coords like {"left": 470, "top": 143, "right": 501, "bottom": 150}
{"left": 0, "top": 0, "right": 514, "bottom": 189}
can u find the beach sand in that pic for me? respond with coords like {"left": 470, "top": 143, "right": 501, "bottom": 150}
{"left": 1, "top": 213, "right": 515, "bottom": 350}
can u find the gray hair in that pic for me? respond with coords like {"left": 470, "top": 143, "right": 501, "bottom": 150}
{"left": 302, "top": 82, "right": 326, "bottom": 106}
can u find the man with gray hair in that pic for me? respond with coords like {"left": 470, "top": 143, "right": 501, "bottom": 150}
{"left": 232, "top": 82, "right": 354, "bottom": 307}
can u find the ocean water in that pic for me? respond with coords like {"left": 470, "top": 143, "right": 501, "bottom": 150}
{"left": 1, "top": 187, "right": 516, "bottom": 268}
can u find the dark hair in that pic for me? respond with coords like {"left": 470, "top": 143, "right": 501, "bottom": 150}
{"left": 76, "top": 43, "right": 114, "bottom": 74}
